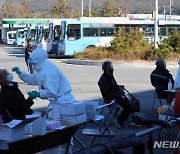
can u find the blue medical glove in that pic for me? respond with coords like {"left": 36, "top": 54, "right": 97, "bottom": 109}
{"left": 12, "top": 67, "right": 21, "bottom": 75}
{"left": 28, "top": 91, "right": 40, "bottom": 99}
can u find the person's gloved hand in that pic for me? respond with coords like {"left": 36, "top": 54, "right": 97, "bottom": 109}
{"left": 28, "top": 91, "right": 40, "bottom": 99}
{"left": 12, "top": 67, "right": 21, "bottom": 75}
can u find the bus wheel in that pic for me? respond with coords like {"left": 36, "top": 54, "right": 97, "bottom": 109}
{"left": 86, "top": 45, "right": 95, "bottom": 49}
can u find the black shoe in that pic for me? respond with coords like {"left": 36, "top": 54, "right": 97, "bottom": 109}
{"left": 114, "top": 118, "right": 125, "bottom": 129}
{"left": 130, "top": 122, "right": 142, "bottom": 127}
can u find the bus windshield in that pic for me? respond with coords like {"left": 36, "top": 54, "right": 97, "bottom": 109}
{"left": 8, "top": 33, "right": 16, "bottom": 39}
{"left": 54, "top": 25, "right": 61, "bottom": 40}
{"left": 44, "top": 28, "right": 49, "bottom": 41}
{"left": 18, "top": 31, "right": 24, "bottom": 37}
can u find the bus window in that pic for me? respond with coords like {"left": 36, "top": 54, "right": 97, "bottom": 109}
{"left": 100, "top": 28, "right": 106, "bottom": 36}
{"left": 167, "top": 27, "right": 173, "bottom": 34}
{"left": 159, "top": 28, "right": 166, "bottom": 36}
{"left": 83, "top": 28, "right": 98, "bottom": 37}
{"left": 107, "top": 28, "right": 114, "bottom": 36}
{"left": 90, "top": 28, "right": 98, "bottom": 36}
{"left": 84, "top": 28, "right": 91, "bottom": 36}
{"left": 67, "top": 24, "right": 80, "bottom": 40}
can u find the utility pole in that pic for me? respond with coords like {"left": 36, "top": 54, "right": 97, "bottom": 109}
{"left": 164, "top": 5, "right": 166, "bottom": 20}
{"left": 48, "top": 0, "right": 51, "bottom": 13}
{"left": 125, "top": 0, "right": 128, "bottom": 17}
{"left": 89, "top": 0, "right": 91, "bottom": 17}
{"left": 154, "top": 0, "right": 158, "bottom": 48}
{"left": 81, "top": 0, "right": 84, "bottom": 17}
{"left": 169, "top": 0, "right": 173, "bottom": 19}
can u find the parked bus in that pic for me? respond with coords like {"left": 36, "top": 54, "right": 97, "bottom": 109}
{"left": 41, "top": 19, "right": 65, "bottom": 54}
{"left": 16, "top": 28, "right": 27, "bottom": 46}
{"left": 6, "top": 31, "right": 16, "bottom": 45}
{"left": 59, "top": 17, "right": 180, "bottom": 55}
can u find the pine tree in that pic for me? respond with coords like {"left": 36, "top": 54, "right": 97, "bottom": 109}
{"left": 21, "top": 0, "right": 31, "bottom": 18}
{"left": 73, "top": 9, "right": 81, "bottom": 18}
{"left": 100, "top": 0, "right": 119, "bottom": 17}
{"left": 51, "top": 0, "right": 70, "bottom": 18}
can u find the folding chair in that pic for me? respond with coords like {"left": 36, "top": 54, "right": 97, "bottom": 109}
{"left": 150, "top": 74, "right": 169, "bottom": 113}
{"left": 82, "top": 102, "right": 121, "bottom": 145}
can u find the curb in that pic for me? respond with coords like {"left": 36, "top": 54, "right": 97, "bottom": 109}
{"left": 60, "top": 59, "right": 178, "bottom": 69}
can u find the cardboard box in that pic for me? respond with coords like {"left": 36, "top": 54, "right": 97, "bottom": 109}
{"left": 158, "top": 105, "right": 174, "bottom": 120}
{"left": 0, "top": 118, "right": 36, "bottom": 141}
{"left": 61, "top": 114, "right": 87, "bottom": 126}
{"left": 60, "top": 101, "right": 86, "bottom": 116}
{"left": 158, "top": 105, "right": 168, "bottom": 114}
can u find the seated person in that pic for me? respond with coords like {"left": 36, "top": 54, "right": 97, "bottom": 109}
{"left": 98, "top": 61, "right": 133, "bottom": 128}
{"left": 0, "top": 69, "right": 34, "bottom": 123}
{"left": 150, "top": 58, "right": 174, "bottom": 100}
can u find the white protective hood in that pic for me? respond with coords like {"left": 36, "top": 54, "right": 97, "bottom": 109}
{"left": 20, "top": 47, "right": 73, "bottom": 100}
{"left": 174, "top": 64, "right": 180, "bottom": 90}
{"left": 30, "top": 47, "right": 48, "bottom": 72}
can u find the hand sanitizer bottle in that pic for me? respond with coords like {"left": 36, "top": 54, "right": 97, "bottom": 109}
{"left": 168, "top": 79, "right": 172, "bottom": 90}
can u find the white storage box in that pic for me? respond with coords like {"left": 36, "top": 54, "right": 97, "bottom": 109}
{"left": 60, "top": 101, "right": 86, "bottom": 116}
{"left": 61, "top": 114, "right": 87, "bottom": 126}
{"left": 46, "top": 120, "right": 61, "bottom": 130}
{"left": 84, "top": 100, "right": 100, "bottom": 120}
{"left": 0, "top": 118, "right": 36, "bottom": 141}
{"left": 48, "top": 103, "right": 61, "bottom": 121}
{"left": 26, "top": 112, "right": 47, "bottom": 136}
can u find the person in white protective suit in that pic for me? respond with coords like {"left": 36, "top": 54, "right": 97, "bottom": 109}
{"left": 174, "top": 60, "right": 180, "bottom": 91}
{"left": 12, "top": 47, "right": 75, "bottom": 103}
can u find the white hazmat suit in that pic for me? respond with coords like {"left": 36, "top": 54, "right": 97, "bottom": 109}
{"left": 19, "top": 47, "right": 75, "bottom": 103}
{"left": 174, "top": 60, "right": 180, "bottom": 90}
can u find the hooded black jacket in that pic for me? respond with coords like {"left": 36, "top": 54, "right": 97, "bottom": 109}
{"left": 98, "top": 73, "right": 124, "bottom": 103}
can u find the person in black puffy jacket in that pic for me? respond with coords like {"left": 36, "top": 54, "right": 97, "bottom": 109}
{"left": 98, "top": 61, "right": 132, "bottom": 128}
{"left": 151, "top": 58, "right": 174, "bottom": 101}
{"left": 0, "top": 69, "right": 34, "bottom": 123}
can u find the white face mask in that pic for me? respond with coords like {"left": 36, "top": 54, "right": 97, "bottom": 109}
{"left": 7, "top": 73, "right": 13, "bottom": 82}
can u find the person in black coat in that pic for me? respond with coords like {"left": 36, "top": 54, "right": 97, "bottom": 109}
{"left": 0, "top": 69, "right": 34, "bottom": 123}
{"left": 98, "top": 61, "right": 132, "bottom": 128}
{"left": 151, "top": 58, "right": 174, "bottom": 101}
{"left": 25, "top": 39, "right": 34, "bottom": 74}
